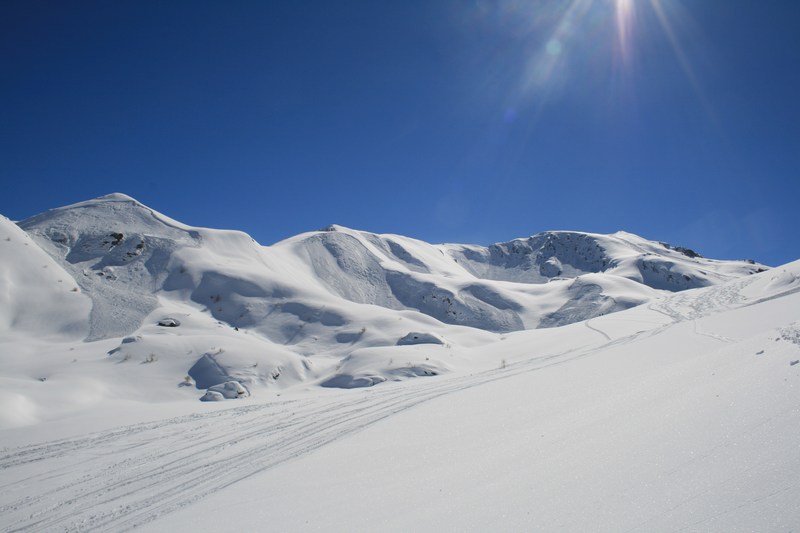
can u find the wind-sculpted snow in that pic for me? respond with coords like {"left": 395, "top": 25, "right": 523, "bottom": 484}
{"left": 538, "top": 281, "right": 624, "bottom": 328}
{"left": 446, "top": 231, "right": 610, "bottom": 282}
{"left": 4, "top": 193, "right": 769, "bottom": 402}
{"left": 384, "top": 270, "right": 525, "bottom": 333}
{"left": 19, "top": 195, "right": 200, "bottom": 340}
{"left": 1, "top": 260, "right": 798, "bottom": 531}
{"left": 445, "top": 230, "right": 763, "bottom": 291}
{"left": 364, "top": 233, "right": 431, "bottom": 273}
{"left": 304, "top": 230, "right": 400, "bottom": 306}
{"left": 188, "top": 353, "right": 234, "bottom": 389}
{"left": 397, "top": 332, "right": 446, "bottom": 346}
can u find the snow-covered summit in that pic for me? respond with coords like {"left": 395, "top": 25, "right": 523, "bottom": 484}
{"left": 14, "top": 193, "right": 768, "bottom": 339}
{"left": 19, "top": 193, "right": 203, "bottom": 340}
{"left": 445, "top": 229, "right": 762, "bottom": 290}
{"left": 0, "top": 193, "right": 771, "bottom": 407}
{"left": 21, "top": 192, "right": 193, "bottom": 235}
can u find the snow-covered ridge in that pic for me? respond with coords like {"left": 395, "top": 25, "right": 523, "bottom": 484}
{"left": 445, "top": 229, "right": 761, "bottom": 290}
{"left": 0, "top": 193, "right": 769, "bottom": 412}
{"left": 16, "top": 193, "right": 765, "bottom": 337}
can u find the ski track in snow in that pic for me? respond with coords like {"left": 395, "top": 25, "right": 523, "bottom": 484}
{"left": 0, "top": 319, "right": 680, "bottom": 532}
{"left": 584, "top": 319, "right": 612, "bottom": 341}
{"left": 0, "top": 275, "right": 776, "bottom": 532}
{"left": 650, "top": 277, "right": 753, "bottom": 322}
{"left": 692, "top": 320, "right": 736, "bottom": 343}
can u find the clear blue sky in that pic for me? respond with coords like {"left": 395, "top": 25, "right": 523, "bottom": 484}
{"left": 2, "top": 1, "right": 798, "bottom": 266}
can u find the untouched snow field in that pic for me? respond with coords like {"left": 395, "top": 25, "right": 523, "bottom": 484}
{"left": 1, "top": 194, "right": 798, "bottom": 531}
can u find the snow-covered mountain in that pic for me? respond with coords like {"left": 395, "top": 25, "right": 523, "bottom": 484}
{"left": 3, "top": 193, "right": 768, "bottom": 405}
{"left": 2, "top": 193, "right": 799, "bottom": 532}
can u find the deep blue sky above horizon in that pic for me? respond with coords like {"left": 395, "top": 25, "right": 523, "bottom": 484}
{"left": 2, "top": 0, "right": 798, "bottom": 266}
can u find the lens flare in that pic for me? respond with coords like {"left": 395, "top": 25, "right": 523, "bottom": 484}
{"left": 466, "top": 0, "right": 704, "bottom": 113}
{"left": 518, "top": 0, "right": 592, "bottom": 96}
{"left": 615, "top": 0, "right": 635, "bottom": 64}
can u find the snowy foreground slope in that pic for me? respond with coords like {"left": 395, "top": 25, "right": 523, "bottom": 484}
{"left": 1, "top": 194, "right": 797, "bottom": 531}
{"left": 0, "top": 256, "right": 798, "bottom": 531}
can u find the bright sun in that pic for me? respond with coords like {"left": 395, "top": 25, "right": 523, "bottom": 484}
{"left": 472, "top": 0, "right": 699, "bottom": 115}
{"left": 515, "top": 0, "right": 694, "bottom": 92}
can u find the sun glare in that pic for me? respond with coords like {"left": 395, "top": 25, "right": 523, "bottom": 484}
{"left": 615, "top": 0, "right": 635, "bottom": 64}
{"left": 473, "top": 0, "right": 699, "bottom": 111}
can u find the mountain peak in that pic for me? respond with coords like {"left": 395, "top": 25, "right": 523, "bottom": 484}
{"left": 95, "top": 192, "right": 138, "bottom": 202}
{"left": 12, "top": 193, "right": 770, "bottom": 344}
{"left": 319, "top": 224, "right": 349, "bottom": 233}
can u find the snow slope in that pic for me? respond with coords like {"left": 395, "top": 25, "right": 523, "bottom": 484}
{"left": 0, "top": 215, "right": 91, "bottom": 341}
{"left": 1, "top": 257, "right": 798, "bottom": 532}
{"left": 2, "top": 193, "right": 768, "bottom": 418}
{"left": 0, "top": 216, "right": 95, "bottom": 429}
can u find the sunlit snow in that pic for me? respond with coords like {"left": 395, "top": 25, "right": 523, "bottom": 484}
{"left": 1, "top": 194, "right": 797, "bottom": 532}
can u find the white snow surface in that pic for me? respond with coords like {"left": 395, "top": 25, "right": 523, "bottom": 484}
{"left": 1, "top": 194, "right": 797, "bottom": 532}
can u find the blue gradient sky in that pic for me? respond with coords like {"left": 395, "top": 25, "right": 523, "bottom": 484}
{"left": 2, "top": 1, "right": 798, "bottom": 266}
